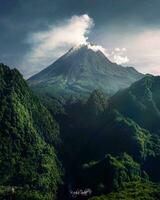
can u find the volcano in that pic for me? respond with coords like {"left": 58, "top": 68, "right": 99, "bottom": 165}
{"left": 28, "top": 44, "right": 143, "bottom": 99}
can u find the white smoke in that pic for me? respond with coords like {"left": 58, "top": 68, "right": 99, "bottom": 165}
{"left": 110, "top": 47, "right": 129, "bottom": 64}
{"left": 21, "top": 14, "right": 94, "bottom": 77}
{"left": 87, "top": 43, "right": 109, "bottom": 57}
{"left": 21, "top": 14, "right": 129, "bottom": 78}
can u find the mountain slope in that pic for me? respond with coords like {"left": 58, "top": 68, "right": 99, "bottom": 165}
{"left": 28, "top": 44, "right": 143, "bottom": 100}
{"left": 89, "top": 181, "right": 160, "bottom": 200}
{"left": 0, "top": 64, "right": 61, "bottom": 200}
{"left": 110, "top": 75, "right": 160, "bottom": 134}
{"left": 50, "top": 89, "right": 160, "bottom": 198}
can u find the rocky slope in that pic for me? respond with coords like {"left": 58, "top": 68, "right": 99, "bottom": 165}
{"left": 28, "top": 44, "right": 143, "bottom": 100}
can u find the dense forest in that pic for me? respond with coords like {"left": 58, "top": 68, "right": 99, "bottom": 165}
{"left": 0, "top": 64, "right": 61, "bottom": 200}
{"left": 1, "top": 62, "right": 160, "bottom": 200}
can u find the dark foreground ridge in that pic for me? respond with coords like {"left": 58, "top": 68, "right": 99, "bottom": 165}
{"left": 1, "top": 63, "right": 160, "bottom": 200}
{"left": 0, "top": 63, "right": 62, "bottom": 200}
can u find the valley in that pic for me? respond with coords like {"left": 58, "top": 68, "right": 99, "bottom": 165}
{"left": 0, "top": 45, "right": 160, "bottom": 200}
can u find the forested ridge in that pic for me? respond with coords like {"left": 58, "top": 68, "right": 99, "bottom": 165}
{"left": 1, "top": 63, "right": 160, "bottom": 200}
{"left": 0, "top": 64, "right": 62, "bottom": 200}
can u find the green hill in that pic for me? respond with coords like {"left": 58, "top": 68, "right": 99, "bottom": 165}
{"left": 89, "top": 181, "right": 160, "bottom": 200}
{"left": 110, "top": 75, "right": 160, "bottom": 135}
{"left": 0, "top": 64, "right": 62, "bottom": 200}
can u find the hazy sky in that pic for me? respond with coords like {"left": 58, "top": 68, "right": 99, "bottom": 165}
{"left": 1, "top": 0, "right": 160, "bottom": 78}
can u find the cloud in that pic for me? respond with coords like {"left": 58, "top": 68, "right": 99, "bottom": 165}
{"left": 88, "top": 44, "right": 129, "bottom": 65}
{"left": 109, "top": 47, "right": 129, "bottom": 65}
{"left": 87, "top": 43, "right": 109, "bottom": 57}
{"left": 96, "top": 25, "right": 160, "bottom": 74}
{"left": 67, "top": 43, "right": 110, "bottom": 57}
{"left": 21, "top": 14, "right": 130, "bottom": 78}
{"left": 109, "top": 29, "right": 160, "bottom": 74}
{"left": 126, "top": 30, "right": 160, "bottom": 74}
{"left": 113, "top": 55, "right": 129, "bottom": 65}
{"left": 21, "top": 14, "right": 94, "bottom": 78}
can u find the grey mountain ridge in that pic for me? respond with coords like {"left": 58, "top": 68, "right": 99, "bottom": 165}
{"left": 28, "top": 44, "right": 144, "bottom": 99}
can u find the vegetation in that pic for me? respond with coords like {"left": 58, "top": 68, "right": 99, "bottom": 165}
{"left": 89, "top": 181, "right": 160, "bottom": 200}
{"left": 110, "top": 75, "right": 160, "bottom": 135}
{"left": 44, "top": 87, "right": 160, "bottom": 199}
{"left": 1, "top": 63, "right": 160, "bottom": 200}
{"left": 80, "top": 153, "right": 143, "bottom": 194}
{"left": 0, "top": 64, "right": 62, "bottom": 199}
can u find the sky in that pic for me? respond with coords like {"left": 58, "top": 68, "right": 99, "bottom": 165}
{"left": 0, "top": 0, "right": 160, "bottom": 78}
